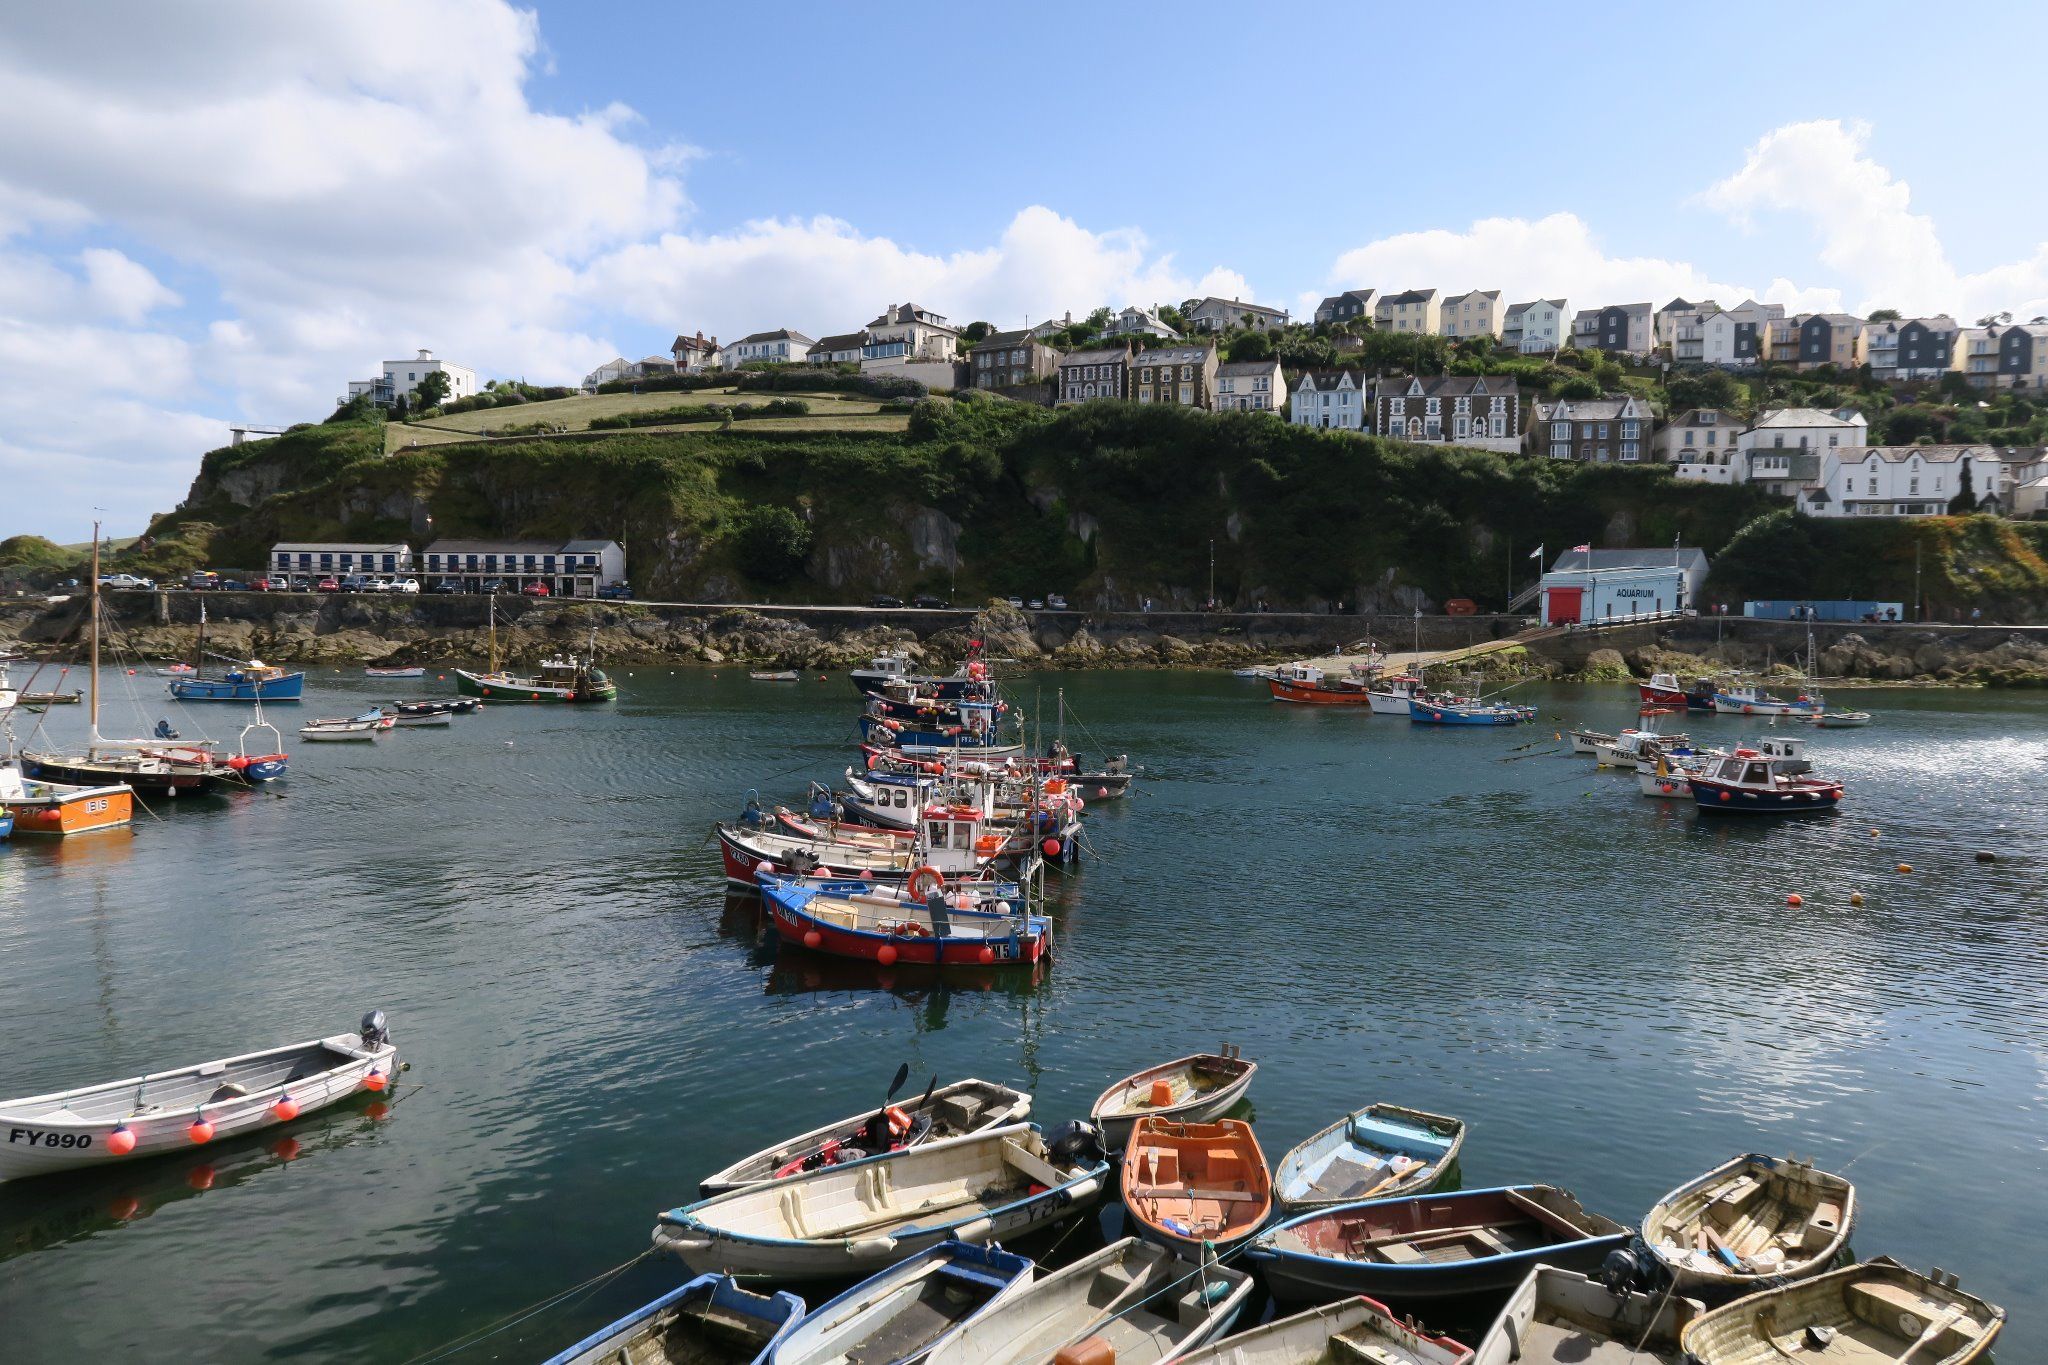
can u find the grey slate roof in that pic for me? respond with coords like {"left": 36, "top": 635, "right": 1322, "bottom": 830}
{"left": 1552, "top": 547, "right": 1709, "bottom": 575}
{"left": 1060, "top": 347, "right": 1132, "bottom": 366}
{"left": 971, "top": 329, "right": 1035, "bottom": 351}
{"left": 1381, "top": 288, "right": 1437, "bottom": 306}
{"left": 1533, "top": 397, "right": 1644, "bottom": 423}
{"left": 732, "top": 328, "right": 811, "bottom": 345}
{"left": 1295, "top": 368, "right": 1367, "bottom": 392}
{"left": 1215, "top": 360, "right": 1281, "bottom": 378}
{"left": 808, "top": 332, "right": 869, "bottom": 352}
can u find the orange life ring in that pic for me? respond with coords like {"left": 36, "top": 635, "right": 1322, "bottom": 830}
{"left": 906, "top": 865, "right": 944, "bottom": 899}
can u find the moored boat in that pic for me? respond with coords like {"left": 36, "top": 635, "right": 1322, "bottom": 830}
{"left": 1470, "top": 1265, "right": 1700, "bottom": 1365}
{"left": 1678, "top": 1258, "right": 2001, "bottom": 1365}
{"left": 364, "top": 665, "right": 425, "bottom": 678}
{"left": 1367, "top": 674, "right": 1425, "bottom": 716}
{"left": 1710, "top": 682, "right": 1820, "bottom": 718}
{"left": 1408, "top": 698, "right": 1532, "bottom": 726}
{"left": 1686, "top": 747, "right": 1843, "bottom": 815}
{"left": 0, "top": 760, "right": 134, "bottom": 836}
{"left": 700, "top": 1076, "right": 1033, "bottom": 1197}
{"left": 1270, "top": 665, "right": 1374, "bottom": 706}
{"left": 382, "top": 707, "right": 451, "bottom": 727}
{"left": 0, "top": 1012, "right": 398, "bottom": 1182}
{"left": 1640, "top": 672, "right": 1719, "bottom": 712}
{"left": 1170, "top": 1295, "right": 1473, "bottom": 1365}
{"left": 168, "top": 659, "right": 305, "bottom": 701}
{"left": 22, "top": 745, "right": 232, "bottom": 798}
{"left": 1089, "top": 1048, "right": 1256, "bottom": 1150}
{"left": 1273, "top": 1103, "right": 1465, "bottom": 1213}
{"left": 299, "top": 709, "right": 388, "bottom": 742}
{"left": 17, "top": 689, "right": 84, "bottom": 706}
{"left": 764, "top": 1241, "right": 1034, "bottom": 1365}
{"left": 1640, "top": 1154, "right": 1853, "bottom": 1296}
{"left": 918, "top": 1237, "right": 1254, "bottom": 1365}
{"left": 0, "top": 811, "right": 12, "bottom": 841}
{"left": 541, "top": 1274, "right": 805, "bottom": 1365}
{"left": 391, "top": 697, "right": 479, "bottom": 718}
{"left": 758, "top": 875, "right": 1052, "bottom": 968}
{"left": 750, "top": 670, "right": 801, "bottom": 682}
{"left": 1246, "top": 1185, "right": 1630, "bottom": 1306}
{"left": 1567, "top": 728, "right": 1616, "bottom": 756}
{"left": 1122, "top": 1117, "right": 1271, "bottom": 1256}
{"left": 652, "top": 1122, "right": 1108, "bottom": 1281}
{"left": 454, "top": 609, "right": 616, "bottom": 702}
{"left": 1807, "top": 709, "right": 1873, "bottom": 728}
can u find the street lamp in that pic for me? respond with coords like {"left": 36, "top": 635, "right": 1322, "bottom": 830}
{"left": 1208, "top": 539, "right": 1215, "bottom": 609}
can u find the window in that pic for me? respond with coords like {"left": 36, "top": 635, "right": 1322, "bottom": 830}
{"left": 1683, "top": 431, "right": 1695, "bottom": 447}
{"left": 1179, "top": 383, "right": 1193, "bottom": 404}
{"left": 1490, "top": 414, "right": 1506, "bottom": 437}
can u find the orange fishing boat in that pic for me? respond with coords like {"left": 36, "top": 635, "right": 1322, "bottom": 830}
{"left": 1267, "top": 665, "right": 1374, "bottom": 706}
{"left": 1122, "top": 1117, "right": 1273, "bottom": 1255}
{"left": 0, "top": 761, "right": 134, "bottom": 836}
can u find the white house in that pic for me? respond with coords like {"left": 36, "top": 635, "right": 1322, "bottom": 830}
{"left": 671, "top": 332, "right": 722, "bottom": 372}
{"left": 269, "top": 543, "right": 414, "bottom": 578}
{"left": 1102, "top": 306, "right": 1182, "bottom": 340}
{"left": 1214, "top": 358, "right": 1284, "bottom": 412}
{"left": 1290, "top": 369, "right": 1370, "bottom": 429}
{"left": 419, "top": 538, "right": 627, "bottom": 596}
{"left": 1502, "top": 299, "right": 1567, "bottom": 353}
{"left": 1439, "top": 289, "right": 1503, "bottom": 340}
{"left": 806, "top": 331, "right": 870, "bottom": 365}
{"left": 1800, "top": 446, "right": 2008, "bottom": 518}
{"left": 1693, "top": 299, "right": 1784, "bottom": 367}
{"left": 581, "top": 357, "right": 636, "bottom": 390}
{"left": 1182, "top": 296, "right": 1288, "bottom": 332}
{"left": 863, "top": 303, "right": 959, "bottom": 364}
{"left": 1741, "top": 407, "right": 1869, "bottom": 459}
{"left": 344, "top": 349, "right": 477, "bottom": 408}
{"left": 728, "top": 329, "right": 815, "bottom": 365}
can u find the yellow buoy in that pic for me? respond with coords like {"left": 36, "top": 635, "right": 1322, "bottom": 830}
{"left": 1849, "top": 891, "right": 1865, "bottom": 906}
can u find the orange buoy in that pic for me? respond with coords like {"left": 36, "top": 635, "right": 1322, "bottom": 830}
{"left": 362, "top": 1070, "right": 388, "bottom": 1093}
{"left": 106, "top": 1125, "right": 137, "bottom": 1156}
{"left": 271, "top": 1095, "right": 300, "bottom": 1122}
{"left": 1850, "top": 891, "right": 1865, "bottom": 906}
{"left": 1786, "top": 893, "right": 1803, "bottom": 907}
{"left": 1719, "top": 791, "right": 1731, "bottom": 802}
{"left": 803, "top": 930, "right": 822, "bottom": 949}
{"left": 187, "top": 1117, "right": 215, "bottom": 1144}
{"left": 877, "top": 944, "right": 899, "bottom": 966}
{"left": 1896, "top": 863, "right": 1913, "bottom": 873}
{"left": 978, "top": 946, "right": 995, "bottom": 964}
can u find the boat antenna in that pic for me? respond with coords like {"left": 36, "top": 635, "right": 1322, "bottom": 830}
{"left": 88, "top": 520, "right": 102, "bottom": 743}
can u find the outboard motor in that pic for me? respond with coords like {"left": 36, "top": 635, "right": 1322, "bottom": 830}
{"left": 739, "top": 794, "right": 764, "bottom": 827}
{"left": 154, "top": 718, "right": 179, "bottom": 740}
{"left": 1599, "top": 1243, "right": 1650, "bottom": 1296}
{"left": 1045, "top": 1119, "right": 1105, "bottom": 1169}
{"left": 360, "top": 1010, "right": 391, "bottom": 1049}
{"left": 808, "top": 783, "right": 836, "bottom": 821}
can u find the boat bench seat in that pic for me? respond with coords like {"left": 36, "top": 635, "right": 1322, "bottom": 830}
{"left": 1846, "top": 1283, "right": 1976, "bottom": 1352}
{"left": 935, "top": 1261, "right": 1015, "bottom": 1294}
{"left": 1330, "top": 1335, "right": 1413, "bottom": 1365}
{"left": 1376, "top": 1241, "right": 1430, "bottom": 1265}
{"left": 1348, "top": 1115, "right": 1452, "bottom": 1157}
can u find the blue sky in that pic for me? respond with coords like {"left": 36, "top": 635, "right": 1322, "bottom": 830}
{"left": 4, "top": 1, "right": 2047, "bottom": 542}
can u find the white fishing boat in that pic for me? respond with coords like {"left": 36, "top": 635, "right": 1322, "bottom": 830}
{"left": 1171, "top": 1294, "right": 1472, "bottom": 1365}
{"left": 1089, "top": 1048, "right": 1256, "bottom": 1151}
{"left": 1711, "top": 681, "right": 1821, "bottom": 717}
{"left": 763, "top": 1241, "right": 1034, "bottom": 1365}
{"left": 1367, "top": 674, "right": 1424, "bottom": 716}
{"left": 0, "top": 1012, "right": 398, "bottom": 1182}
{"left": 653, "top": 1123, "right": 1108, "bottom": 1281}
{"left": 699, "top": 1078, "right": 1034, "bottom": 1197}
{"left": 1594, "top": 728, "right": 1694, "bottom": 770}
{"left": 750, "top": 670, "right": 801, "bottom": 682}
{"left": 381, "top": 707, "right": 452, "bottom": 728}
{"left": 1639, "top": 750, "right": 1714, "bottom": 800}
{"left": 1471, "top": 1265, "right": 1700, "bottom": 1365}
{"left": 1806, "top": 710, "right": 1873, "bottom": 728}
{"left": 919, "top": 1237, "right": 1253, "bottom": 1365}
{"left": 299, "top": 709, "right": 387, "bottom": 741}
{"left": 364, "top": 665, "right": 426, "bottom": 678}
{"left": 1567, "top": 728, "right": 1615, "bottom": 756}
{"left": 1642, "top": 1154, "right": 1855, "bottom": 1296}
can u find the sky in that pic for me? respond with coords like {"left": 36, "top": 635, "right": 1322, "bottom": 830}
{"left": 6, "top": 1, "right": 2048, "bottom": 543}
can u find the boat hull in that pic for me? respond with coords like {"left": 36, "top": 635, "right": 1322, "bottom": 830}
{"left": 0, "top": 785, "right": 134, "bottom": 836}
{"left": 22, "top": 754, "right": 224, "bottom": 798}
{"left": 763, "top": 882, "right": 1051, "bottom": 968}
{"left": 452, "top": 669, "right": 616, "bottom": 702}
{"left": 1408, "top": 700, "right": 1528, "bottom": 726}
{"left": 168, "top": 673, "right": 304, "bottom": 701}
{"left": 1269, "top": 678, "right": 1374, "bottom": 705}
{"left": 1091, "top": 1053, "right": 1257, "bottom": 1152}
{"left": 1273, "top": 1103, "right": 1465, "bottom": 1214}
{"left": 1687, "top": 776, "right": 1842, "bottom": 814}
{"left": 762, "top": 1241, "right": 1034, "bottom": 1365}
{"left": 542, "top": 1275, "right": 805, "bottom": 1365}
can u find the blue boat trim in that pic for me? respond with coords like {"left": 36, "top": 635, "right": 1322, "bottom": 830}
{"left": 764, "top": 1241, "right": 1031, "bottom": 1365}
{"left": 540, "top": 1273, "right": 804, "bottom": 1365}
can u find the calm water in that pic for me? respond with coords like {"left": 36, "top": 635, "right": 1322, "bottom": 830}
{"left": 1, "top": 669, "right": 2044, "bottom": 1361}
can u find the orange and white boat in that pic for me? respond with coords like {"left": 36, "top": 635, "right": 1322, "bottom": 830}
{"left": 0, "top": 760, "right": 134, "bottom": 836}
{"left": 1122, "top": 1117, "right": 1273, "bottom": 1256}
{"left": 1268, "top": 664, "right": 1374, "bottom": 706}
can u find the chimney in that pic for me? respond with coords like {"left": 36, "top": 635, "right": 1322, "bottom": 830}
{"left": 417, "top": 348, "right": 433, "bottom": 360}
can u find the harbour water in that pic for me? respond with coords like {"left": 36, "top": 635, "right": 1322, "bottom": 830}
{"left": 1, "top": 670, "right": 2043, "bottom": 1360}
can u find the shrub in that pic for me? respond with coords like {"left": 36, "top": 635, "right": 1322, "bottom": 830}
{"left": 728, "top": 504, "right": 813, "bottom": 582}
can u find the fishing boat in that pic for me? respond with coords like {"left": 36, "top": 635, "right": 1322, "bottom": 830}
{"left": 918, "top": 1237, "right": 1254, "bottom": 1365}
{"left": 1247, "top": 1186, "right": 1631, "bottom": 1306}
{"left": 226, "top": 706, "right": 289, "bottom": 781}
{"left": 0, "top": 811, "right": 12, "bottom": 841}
{"left": 453, "top": 605, "right": 617, "bottom": 702}
{"left": 1170, "top": 1295, "right": 1473, "bottom": 1365}
{"left": 1567, "top": 728, "right": 1616, "bottom": 756}
{"left": 299, "top": 709, "right": 387, "bottom": 742}
{"left": 759, "top": 876, "right": 1052, "bottom": 968}
{"left": 1710, "top": 681, "right": 1820, "bottom": 718}
{"left": 1273, "top": 1104, "right": 1466, "bottom": 1213}
{"left": 1233, "top": 666, "right": 1275, "bottom": 680}
{"left": 851, "top": 653, "right": 987, "bottom": 701}
{"left": 1640, "top": 751, "right": 1712, "bottom": 800}
{"left": 652, "top": 1122, "right": 1108, "bottom": 1281}
{"left": 364, "top": 665, "right": 425, "bottom": 678}
{"left": 1592, "top": 728, "right": 1695, "bottom": 770}
{"left": 1367, "top": 674, "right": 1426, "bottom": 716}
{"left": 699, "top": 1075, "right": 1033, "bottom": 1198}
{"left": 0, "top": 1011, "right": 397, "bottom": 1182}
{"left": 1639, "top": 672, "right": 1720, "bottom": 712}
{"left": 721, "top": 797, "right": 1024, "bottom": 888}
{"left": 1089, "top": 1048, "right": 1256, "bottom": 1151}
{"left": 1121, "top": 1118, "right": 1271, "bottom": 1256}
{"left": 542, "top": 1274, "right": 805, "bottom": 1365}
{"left": 0, "top": 760, "right": 134, "bottom": 836}
{"left": 1686, "top": 747, "right": 1843, "bottom": 815}
{"left": 860, "top": 700, "right": 1021, "bottom": 757}
{"left": 1408, "top": 697, "right": 1531, "bottom": 727}
{"left": 1470, "top": 1265, "right": 1700, "bottom": 1365}
{"left": 764, "top": 1241, "right": 1034, "bottom": 1365}
{"left": 1269, "top": 664, "right": 1375, "bottom": 706}
{"left": 1640, "top": 1154, "right": 1854, "bottom": 1296}
{"left": 750, "top": 670, "right": 801, "bottom": 682}
{"left": 166, "top": 604, "right": 305, "bottom": 700}
{"left": 1678, "top": 1258, "right": 2002, "bottom": 1365}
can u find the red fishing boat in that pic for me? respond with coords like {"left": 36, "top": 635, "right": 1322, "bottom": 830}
{"left": 1268, "top": 664, "right": 1374, "bottom": 706}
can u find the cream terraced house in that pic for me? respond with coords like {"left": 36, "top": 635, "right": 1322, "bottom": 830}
{"left": 1289, "top": 369, "right": 1369, "bottom": 429}
{"left": 1660, "top": 408, "right": 1739, "bottom": 477}
{"left": 1214, "top": 358, "right": 1284, "bottom": 412}
{"left": 1439, "top": 289, "right": 1503, "bottom": 339}
{"left": 1502, "top": 299, "right": 1568, "bottom": 353}
{"left": 1375, "top": 288, "right": 1442, "bottom": 334}
{"left": 1132, "top": 344, "right": 1218, "bottom": 408}
{"left": 1955, "top": 320, "right": 2048, "bottom": 390}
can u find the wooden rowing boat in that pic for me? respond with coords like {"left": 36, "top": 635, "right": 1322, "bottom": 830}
{"left": 541, "top": 1273, "right": 805, "bottom": 1365}
{"left": 919, "top": 1237, "right": 1254, "bottom": 1365}
{"left": 1170, "top": 1294, "right": 1473, "bottom": 1365}
{"left": 1273, "top": 1103, "right": 1465, "bottom": 1213}
{"left": 653, "top": 1123, "right": 1108, "bottom": 1281}
{"left": 1470, "top": 1265, "right": 1701, "bottom": 1364}
{"left": 763, "top": 1241, "right": 1034, "bottom": 1365}
{"left": 699, "top": 1079, "right": 1033, "bottom": 1197}
{"left": 1641, "top": 1154, "right": 1854, "bottom": 1296}
{"left": 1122, "top": 1118, "right": 1271, "bottom": 1256}
{"left": 0, "top": 1012, "right": 398, "bottom": 1182}
{"left": 1679, "top": 1258, "right": 2002, "bottom": 1364}
{"left": 1089, "top": 1048, "right": 1256, "bottom": 1150}
{"left": 1246, "top": 1186, "right": 1630, "bottom": 1306}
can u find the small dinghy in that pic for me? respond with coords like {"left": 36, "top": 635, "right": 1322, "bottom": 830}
{"left": 699, "top": 1073, "right": 1033, "bottom": 1197}
{"left": 1122, "top": 1118, "right": 1271, "bottom": 1256}
{"left": 751, "top": 670, "right": 801, "bottom": 682}
{"left": 381, "top": 706, "right": 451, "bottom": 728}
{"left": 919, "top": 1236, "right": 1254, "bottom": 1365}
{"left": 392, "top": 697, "right": 480, "bottom": 717}
{"left": 764, "top": 1241, "right": 1033, "bottom": 1365}
{"left": 1641, "top": 1154, "right": 1853, "bottom": 1296}
{"left": 1274, "top": 1103, "right": 1465, "bottom": 1213}
{"left": 364, "top": 665, "right": 426, "bottom": 678}
{"left": 1089, "top": 1048, "right": 1256, "bottom": 1150}
{"left": 1171, "top": 1294, "right": 1473, "bottom": 1365}
{"left": 1679, "top": 1258, "right": 2002, "bottom": 1365}
{"left": 1247, "top": 1186, "right": 1630, "bottom": 1306}
{"left": 654, "top": 1122, "right": 1108, "bottom": 1281}
{"left": 1471, "top": 1265, "right": 1700, "bottom": 1365}
{"left": 0, "top": 1012, "right": 398, "bottom": 1182}
{"left": 543, "top": 1273, "right": 805, "bottom": 1365}
{"left": 299, "top": 709, "right": 388, "bottom": 742}
{"left": 1807, "top": 710, "right": 1873, "bottom": 728}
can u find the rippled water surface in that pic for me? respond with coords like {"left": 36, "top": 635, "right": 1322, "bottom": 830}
{"left": 2, "top": 670, "right": 2044, "bottom": 1360}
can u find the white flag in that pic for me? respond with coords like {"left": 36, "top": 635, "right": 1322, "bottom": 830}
{"left": 1527, "top": 543, "right": 1543, "bottom": 561}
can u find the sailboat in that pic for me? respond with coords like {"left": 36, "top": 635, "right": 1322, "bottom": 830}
{"left": 167, "top": 600, "right": 305, "bottom": 701}
{"left": 452, "top": 599, "right": 617, "bottom": 703}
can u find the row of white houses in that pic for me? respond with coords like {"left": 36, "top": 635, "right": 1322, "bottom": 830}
{"left": 268, "top": 540, "right": 627, "bottom": 594}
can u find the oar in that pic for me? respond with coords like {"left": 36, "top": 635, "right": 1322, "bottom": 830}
{"left": 1898, "top": 1304, "right": 1969, "bottom": 1363}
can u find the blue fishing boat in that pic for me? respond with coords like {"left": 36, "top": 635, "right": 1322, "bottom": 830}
{"left": 859, "top": 700, "right": 1021, "bottom": 756}
{"left": 1246, "top": 1184, "right": 1630, "bottom": 1306}
{"left": 0, "top": 811, "right": 13, "bottom": 842}
{"left": 168, "top": 661, "right": 304, "bottom": 702}
{"left": 1272, "top": 1103, "right": 1466, "bottom": 1213}
{"left": 1407, "top": 697, "right": 1532, "bottom": 726}
{"left": 542, "top": 1273, "right": 804, "bottom": 1365}
{"left": 1687, "top": 745, "right": 1842, "bottom": 815}
{"left": 764, "top": 1241, "right": 1033, "bottom": 1365}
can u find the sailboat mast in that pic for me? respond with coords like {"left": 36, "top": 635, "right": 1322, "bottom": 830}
{"left": 488, "top": 594, "right": 499, "bottom": 674}
{"left": 88, "top": 521, "right": 101, "bottom": 741}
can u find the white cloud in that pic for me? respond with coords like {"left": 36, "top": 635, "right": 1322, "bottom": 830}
{"left": 79, "top": 248, "right": 179, "bottom": 322}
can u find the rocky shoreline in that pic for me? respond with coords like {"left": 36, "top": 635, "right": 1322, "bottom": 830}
{"left": 5, "top": 596, "right": 2046, "bottom": 687}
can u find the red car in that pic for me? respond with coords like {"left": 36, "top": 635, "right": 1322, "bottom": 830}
{"left": 249, "top": 576, "right": 275, "bottom": 591}
{"left": 316, "top": 576, "right": 341, "bottom": 593}
{"left": 521, "top": 580, "right": 551, "bottom": 597}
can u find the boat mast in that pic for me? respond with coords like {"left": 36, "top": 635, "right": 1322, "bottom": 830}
{"left": 88, "top": 521, "right": 102, "bottom": 743}
{"left": 487, "top": 593, "right": 499, "bottom": 674}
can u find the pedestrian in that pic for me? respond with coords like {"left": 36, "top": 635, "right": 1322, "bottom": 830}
{"left": 1971, "top": 606, "right": 1981, "bottom": 622}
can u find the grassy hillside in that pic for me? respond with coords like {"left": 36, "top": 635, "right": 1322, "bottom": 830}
{"left": 386, "top": 386, "right": 913, "bottom": 452}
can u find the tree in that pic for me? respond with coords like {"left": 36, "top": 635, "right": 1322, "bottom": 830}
{"left": 412, "top": 370, "right": 452, "bottom": 410}
{"left": 963, "top": 321, "right": 993, "bottom": 344}
{"left": 1224, "top": 329, "right": 1274, "bottom": 363}
{"left": 730, "top": 506, "right": 813, "bottom": 583}
{"left": 1866, "top": 308, "right": 1902, "bottom": 323}
{"left": 1948, "top": 461, "right": 1978, "bottom": 515}
{"left": 1085, "top": 306, "right": 1113, "bottom": 332}
{"left": 1665, "top": 369, "right": 1740, "bottom": 415}
{"left": 1158, "top": 304, "right": 1188, "bottom": 333}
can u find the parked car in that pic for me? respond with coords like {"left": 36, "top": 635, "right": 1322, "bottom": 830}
{"left": 595, "top": 581, "right": 633, "bottom": 600}
{"left": 339, "top": 574, "right": 371, "bottom": 593}
{"left": 389, "top": 578, "right": 420, "bottom": 595}
{"left": 1005, "top": 596, "right": 1023, "bottom": 608}
{"left": 1027, "top": 598, "right": 1045, "bottom": 610}
{"left": 360, "top": 577, "right": 389, "bottom": 593}
{"left": 432, "top": 578, "right": 464, "bottom": 594}
{"left": 479, "top": 578, "right": 506, "bottom": 594}
{"left": 316, "top": 577, "right": 341, "bottom": 593}
{"left": 1047, "top": 594, "right": 1068, "bottom": 610}
{"left": 249, "top": 576, "right": 276, "bottom": 592}
{"left": 185, "top": 571, "right": 220, "bottom": 591}
{"left": 98, "top": 573, "right": 154, "bottom": 590}
{"left": 871, "top": 595, "right": 903, "bottom": 609}
{"left": 911, "top": 594, "right": 949, "bottom": 609}
{"left": 521, "top": 580, "right": 551, "bottom": 597}
{"left": 289, "top": 575, "right": 315, "bottom": 591}
{"left": 218, "top": 579, "right": 248, "bottom": 592}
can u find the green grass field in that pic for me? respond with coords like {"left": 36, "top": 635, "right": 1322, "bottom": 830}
{"left": 384, "top": 387, "right": 908, "bottom": 452}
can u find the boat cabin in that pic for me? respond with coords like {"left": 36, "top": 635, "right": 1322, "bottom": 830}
{"left": 1704, "top": 744, "right": 1822, "bottom": 790}
{"left": 1371, "top": 674, "right": 1421, "bottom": 697}
{"left": 921, "top": 801, "right": 1005, "bottom": 874}
{"left": 1757, "top": 735, "right": 1810, "bottom": 773}
{"left": 537, "top": 653, "right": 608, "bottom": 689}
